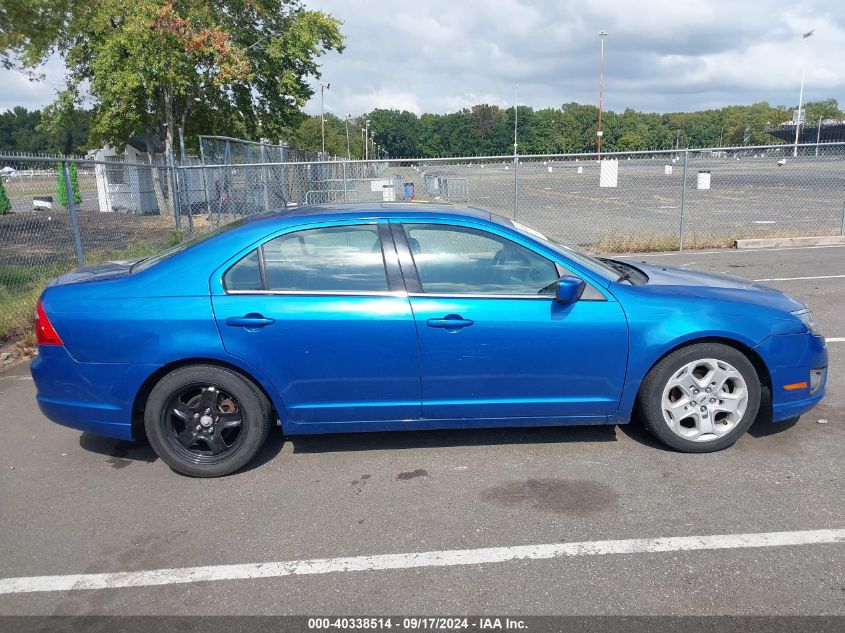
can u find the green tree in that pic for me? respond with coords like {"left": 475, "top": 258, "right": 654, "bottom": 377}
{"left": 3, "top": 0, "right": 344, "bottom": 210}
{"left": 55, "top": 162, "right": 81, "bottom": 208}
{"left": 803, "top": 99, "right": 844, "bottom": 125}
{"left": 0, "top": 176, "right": 10, "bottom": 214}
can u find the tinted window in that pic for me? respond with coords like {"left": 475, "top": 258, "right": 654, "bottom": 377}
{"left": 263, "top": 225, "right": 388, "bottom": 292}
{"left": 404, "top": 224, "right": 559, "bottom": 295}
{"left": 223, "top": 249, "right": 262, "bottom": 291}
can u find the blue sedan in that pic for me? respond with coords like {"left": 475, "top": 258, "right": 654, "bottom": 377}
{"left": 31, "top": 203, "right": 828, "bottom": 476}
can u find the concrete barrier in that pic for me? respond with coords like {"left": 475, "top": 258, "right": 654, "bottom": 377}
{"left": 735, "top": 235, "right": 845, "bottom": 249}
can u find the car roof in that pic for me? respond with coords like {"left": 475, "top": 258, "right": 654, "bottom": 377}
{"left": 242, "top": 202, "right": 493, "bottom": 226}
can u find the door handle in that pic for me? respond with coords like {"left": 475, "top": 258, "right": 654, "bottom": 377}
{"left": 225, "top": 314, "right": 275, "bottom": 329}
{"left": 426, "top": 314, "right": 474, "bottom": 330}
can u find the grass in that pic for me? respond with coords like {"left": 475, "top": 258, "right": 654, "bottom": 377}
{"left": 593, "top": 232, "right": 735, "bottom": 253}
{"left": 592, "top": 228, "right": 829, "bottom": 254}
{"left": 0, "top": 236, "right": 179, "bottom": 346}
{"left": 0, "top": 262, "right": 70, "bottom": 346}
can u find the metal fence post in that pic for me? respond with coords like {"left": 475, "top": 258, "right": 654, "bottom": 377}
{"left": 201, "top": 165, "right": 213, "bottom": 221}
{"left": 678, "top": 149, "right": 688, "bottom": 251}
{"left": 62, "top": 160, "right": 85, "bottom": 267}
{"left": 841, "top": 200, "right": 845, "bottom": 236}
{"left": 342, "top": 161, "right": 349, "bottom": 202}
{"left": 260, "top": 144, "right": 270, "bottom": 212}
{"left": 167, "top": 149, "right": 181, "bottom": 230}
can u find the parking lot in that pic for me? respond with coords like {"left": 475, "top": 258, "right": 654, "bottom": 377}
{"left": 0, "top": 243, "right": 842, "bottom": 616}
{"left": 387, "top": 156, "right": 845, "bottom": 246}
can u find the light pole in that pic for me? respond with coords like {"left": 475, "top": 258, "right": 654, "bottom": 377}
{"left": 793, "top": 29, "right": 814, "bottom": 157}
{"left": 597, "top": 30, "right": 608, "bottom": 160}
{"left": 816, "top": 115, "right": 823, "bottom": 156}
{"left": 345, "top": 114, "right": 352, "bottom": 160}
{"left": 513, "top": 85, "right": 519, "bottom": 219}
{"left": 319, "top": 82, "right": 330, "bottom": 155}
{"left": 365, "top": 118, "right": 370, "bottom": 161}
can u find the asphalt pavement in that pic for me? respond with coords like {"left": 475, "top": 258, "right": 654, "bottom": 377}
{"left": 0, "top": 244, "right": 842, "bottom": 616}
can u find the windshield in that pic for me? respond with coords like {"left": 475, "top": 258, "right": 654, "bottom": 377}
{"left": 131, "top": 220, "right": 246, "bottom": 273}
{"left": 493, "top": 216, "right": 621, "bottom": 281}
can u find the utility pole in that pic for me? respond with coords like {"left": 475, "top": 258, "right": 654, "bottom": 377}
{"left": 597, "top": 30, "right": 608, "bottom": 160}
{"left": 816, "top": 115, "right": 823, "bottom": 156}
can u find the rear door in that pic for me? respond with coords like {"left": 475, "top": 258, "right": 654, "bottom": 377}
{"left": 393, "top": 220, "right": 628, "bottom": 421}
{"left": 211, "top": 220, "right": 421, "bottom": 427}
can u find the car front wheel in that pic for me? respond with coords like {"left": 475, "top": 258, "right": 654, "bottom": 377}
{"left": 637, "top": 343, "right": 762, "bottom": 452}
{"left": 144, "top": 365, "right": 272, "bottom": 477}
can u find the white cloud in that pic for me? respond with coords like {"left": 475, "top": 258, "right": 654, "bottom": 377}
{"left": 2, "top": 1, "right": 844, "bottom": 117}
{"left": 339, "top": 87, "right": 423, "bottom": 115}
{"left": 0, "top": 55, "right": 67, "bottom": 111}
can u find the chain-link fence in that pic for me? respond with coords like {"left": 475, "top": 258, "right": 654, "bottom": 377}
{"left": 0, "top": 156, "right": 191, "bottom": 344}
{"left": 181, "top": 142, "right": 845, "bottom": 251}
{"left": 2, "top": 143, "right": 845, "bottom": 345}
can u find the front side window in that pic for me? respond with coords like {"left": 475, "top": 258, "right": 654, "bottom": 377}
{"left": 403, "top": 224, "right": 559, "bottom": 295}
{"left": 248, "top": 224, "right": 389, "bottom": 293}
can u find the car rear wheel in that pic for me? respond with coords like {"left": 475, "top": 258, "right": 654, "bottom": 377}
{"left": 636, "top": 343, "right": 761, "bottom": 452}
{"left": 144, "top": 365, "right": 272, "bottom": 477}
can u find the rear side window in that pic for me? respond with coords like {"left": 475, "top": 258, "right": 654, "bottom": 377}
{"left": 223, "top": 249, "right": 262, "bottom": 291}
{"left": 224, "top": 225, "right": 388, "bottom": 293}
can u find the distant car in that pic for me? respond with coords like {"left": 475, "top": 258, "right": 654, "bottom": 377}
{"left": 31, "top": 204, "right": 828, "bottom": 476}
{"left": 777, "top": 158, "right": 787, "bottom": 166}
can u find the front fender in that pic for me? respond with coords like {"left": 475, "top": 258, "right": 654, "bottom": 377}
{"left": 607, "top": 290, "right": 802, "bottom": 424}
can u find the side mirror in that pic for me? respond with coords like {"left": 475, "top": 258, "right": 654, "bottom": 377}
{"left": 555, "top": 275, "right": 586, "bottom": 304}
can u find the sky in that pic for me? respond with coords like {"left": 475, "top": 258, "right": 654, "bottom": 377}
{"left": 1, "top": 0, "right": 844, "bottom": 116}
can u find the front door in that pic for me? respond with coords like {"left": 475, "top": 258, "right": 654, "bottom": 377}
{"left": 396, "top": 221, "right": 628, "bottom": 421}
{"left": 212, "top": 221, "right": 421, "bottom": 427}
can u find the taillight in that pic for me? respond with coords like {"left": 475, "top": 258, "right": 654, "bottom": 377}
{"left": 35, "top": 297, "right": 63, "bottom": 346}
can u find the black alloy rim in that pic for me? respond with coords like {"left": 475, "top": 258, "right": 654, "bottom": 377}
{"left": 162, "top": 383, "right": 246, "bottom": 464}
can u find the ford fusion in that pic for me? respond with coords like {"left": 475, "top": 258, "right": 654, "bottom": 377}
{"left": 31, "top": 203, "right": 827, "bottom": 476}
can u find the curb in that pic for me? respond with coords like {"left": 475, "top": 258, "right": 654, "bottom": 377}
{"left": 734, "top": 235, "right": 845, "bottom": 249}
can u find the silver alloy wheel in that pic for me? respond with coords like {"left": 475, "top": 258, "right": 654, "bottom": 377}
{"left": 661, "top": 358, "right": 748, "bottom": 442}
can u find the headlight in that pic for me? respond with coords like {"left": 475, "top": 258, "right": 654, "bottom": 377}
{"left": 792, "top": 309, "right": 820, "bottom": 336}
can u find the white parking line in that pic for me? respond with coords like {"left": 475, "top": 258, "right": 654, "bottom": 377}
{"left": 1, "top": 528, "right": 842, "bottom": 595}
{"left": 827, "top": 337, "right": 845, "bottom": 343}
{"left": 753, "top": 274, "right": 845, "bottom": 282}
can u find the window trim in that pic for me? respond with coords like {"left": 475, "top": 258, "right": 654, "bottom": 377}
{"left": 226, "top": 289, "right": 408, "bottom": 298}
{"left": 390, "top": 222, "right": 423, "bottom": 294}
{"left": 221, "top": 221, "right": 396, "bottom": 297}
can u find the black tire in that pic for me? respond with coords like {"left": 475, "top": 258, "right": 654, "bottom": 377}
{"left": 144, "top": 365, "right": 272, "bottom": 477}
{"left": 636, "top": 342, "right": 761, "bottom": 453}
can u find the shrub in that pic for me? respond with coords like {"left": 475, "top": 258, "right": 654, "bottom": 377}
{"left": 0, "top": 176, "right": 10, "bottom": 214}
{"left": 55, "top": 162, "right": 82, "bottom": 207}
